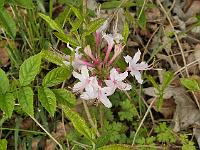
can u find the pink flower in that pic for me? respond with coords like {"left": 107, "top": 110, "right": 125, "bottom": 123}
{"left": 124, "top": 50, "right": 150, "bottom": 84}
{"left": 108, "top": 44, "right": 123, "bottom": 65}
{"left": 64, "top": 43, "right": 94, "bottom": 70}
{"left": 81, "top": 84, "right": 113, "bottom": 108}
{"left": 72, "top": 66, "right": 96, "bottom": 92}
{"left": 95, "top": 20, "right": 108, "bottom": 46}
{"left": 105, "top": 68, "right": 131, "bottom": 94}
{"left": 84, "top": 45, "right": 96, "bottom": 61}
{"left": 103, "top": 33, "right": 123, "bottom": 62}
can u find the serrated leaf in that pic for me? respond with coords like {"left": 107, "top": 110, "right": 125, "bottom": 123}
{"left": 161, "top": 71, "right": 173, "bottom": 90}
{"left": 137, "top": 10, "right": 146, "bottom": 29}
{"left": 18, "top": 86, "right": 34, "bottom": 116}
{"left": 19, "top": 53, "right": 41, "bottom": 86}
{"left": 0, "top": 139, "right": 7, "bottom": 150}
{"left": 63, "top": 105, "right": 94, "bottom": 142}
{"left": 0, "top": 68, "right": 9, "bottom": 94}
{"left": 13, "top": 0, "right": 34, "bottom": 9}
{"left": 97, "top": 144, "right": 132, "bottom": 150}
{"left": 38, "top": 13, "right": 64, "bottom": 34}
{"left": 52, "top": 89, "right": 76, "bottom": 107}
{"left": 54, "top": 32, "right": 78, "bottom": 47}
{"left": 41, "top": 50, "right": 65, "bottom": 66}
{"left": 0, "top": 8, "right": 16, "bottom": 39}
{"left": 180, "top": 78, "right": 200, "bottom": 91}
{"left": 82, "top": 18, "right": 105, "bottom": 37}
{"left": 0, "top": 93, "right": 15, "bottom": 118}
{"left": 122, "top": 21, "right": 129, "bottom": 43}
{"left": 38, "top": 87, "right": 56, "bottom": 116}
{"left": 42, "top": 67, "right": 72, "bottom": 87}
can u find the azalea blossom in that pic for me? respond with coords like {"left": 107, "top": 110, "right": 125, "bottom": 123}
{"left": 108, "top": 44, "right": 123, "bottom": 65}
{"left": 103, "top": 32, "right": 123, "bottom": 62}
{"left": 63, "top": 43, "right": 94, "bottom": 70}
{"left": 84, "top": 45, "right": 96, "bottom": 61}
{"left": 105, "top": 68, "right": 131, "bottom": 94}
{"left": 124, "top": 50, "right": 150, "bottom": 84}
{"left": 72, "top": 66, "right": 96, "bottom": 92}
{"left": 81, "top": 84, "right": 113, "bottom": 108}
{"left": 95, "top": 20, "right": 108, "bottom": 45}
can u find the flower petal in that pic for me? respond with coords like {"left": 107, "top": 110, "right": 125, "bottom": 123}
{"left": 80, "top": 66, "right": 89, "bottom": 78}
{"left": 124, "top": 55, "right": 132, "bottom": 63}
{"left": 103, "top": 33, "right": 114, "bottom": 48}
{"left": 135, "top": 62, "right": 149, "bottom": 70}
{"left": 73, "top": 82, "right": 84, "bottom": 92}
{"left": 99, "top": 93, "right": 112, "bottom": 108}
{"left": 117, "top": 81, "right": 132, "bottom": 91}
{"left": 131, "top": 70, "right": 143, "bottom": 84}
{"left": 72, "top": 71, "right": 83, "bottom": 80}
{"left": 133, "top": 49, "right": 141, "bottom": 63}
{"left": 115, "top": 71, "right": 128, "bottom": 81}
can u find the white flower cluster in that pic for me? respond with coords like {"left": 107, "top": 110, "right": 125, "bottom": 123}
{"left": 65, "top": 21, "right": 150, "bottom": 108}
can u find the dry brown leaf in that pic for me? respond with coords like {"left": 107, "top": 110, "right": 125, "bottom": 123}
{"left": 146, "top": 7, "right": 161, "bottom": 21}
{"left": 147, "top": 97, "right": 176, "bottom": 119}
{"left": 32, "top": 138, "right": 40, "bottom": 150}
{"left": 194, "top": 44, "right": 200, "bottom": 71}
{"left": 144, "top": 86, "right": 174, "bottom": 99}
{"left": 45, "top": 122, "right": 69, "bottom": 150}
{"left": 172, "top": 87, "right": 200, "bottom": 132}
{"left": 20, "top": 118, "right": 33, "bottom": 130}
{"left": 185, "top": 1, "right": 200, "bottom": 20}
{"left": 0, "top": 41, "right": 9, "bottom": 67}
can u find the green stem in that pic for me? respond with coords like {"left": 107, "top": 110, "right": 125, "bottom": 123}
{"left": 82, "top": 100, "right": 100, "bottom": 137}
{"left": 49, "top": 0, "right": 53, "bottom": 18}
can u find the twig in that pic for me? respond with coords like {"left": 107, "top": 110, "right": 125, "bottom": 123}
{"left": 157, "top": 0, "right": 189, "bottom": 76}
{"left": 30, "top": 116, "right": 64, "bottom": 150}
{"left": 132, "top": 98, "right": 156, "bottom": 145}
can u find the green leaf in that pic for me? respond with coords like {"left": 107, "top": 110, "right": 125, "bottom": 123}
{"left": 0, "top": 68, "right": 9, "bottom": 94}
{"left": 180, "top": 78, "right": 200, "bottom": 91}
{"left": 19, "top": 53, "right": 42, "bottom": 86}
{"left": 0, "top": 0, "right": 4, "bottom": 9}
{"left": 161, "top": 71, "right": 174, "bottom": 90}
{"left": 71, "top": 18, "right": 83, "bottom": 32}
{"left": 97, "top": 144, "right": 132, "bottom": 150}
{"left": 54, "top": 32, "right": 78, "bottom": 47}
{"left": 6, "top": 44, "right": 23, "bottom": 68}
{"left": 38, "top": 13, "right": 64, "bottom": 34}
{"left": 18, "top": 86, "right": 34, "bottom": 116}
{"left": 147, "top": 75, "right": 160, "bottom": 90}
{"left": 41, "top": 50, "right": 66, "bottom": 67}
{"left": 0, "top": 8, "right": 16, "bottom": 39}
{"left": 63, "top": 105, "right": 94, "bottom": 142}
{"left": 101, "top": 1, "right": 136, "bottom": 9}
{"left": 70, "top": 5, "right": 83, "bottom": 19}
{"left": 0, "top": 93, "right": 15, "bottom": 118}
{"left": 82, "top": 18, "right": 105, "bottom": 37}
{"left": 137, "top": 10, "right": 146, "bottom": 29}
{"left": 13, "top": 0, "right": 34, "bottom": 9}
{"left": 52, "top": 89, "right": 76, "bottom": 107}
{"left": 0, "top": 139, "right": 7, "bottom": 150}
{"left": 38, "top": 87, "right": 56, "bottom": 116}
{"left": 122, "top": 21, "right": 129, "bottom": 43}
{"left": 42, "top": 67, "right": 71, "bottom": 87}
